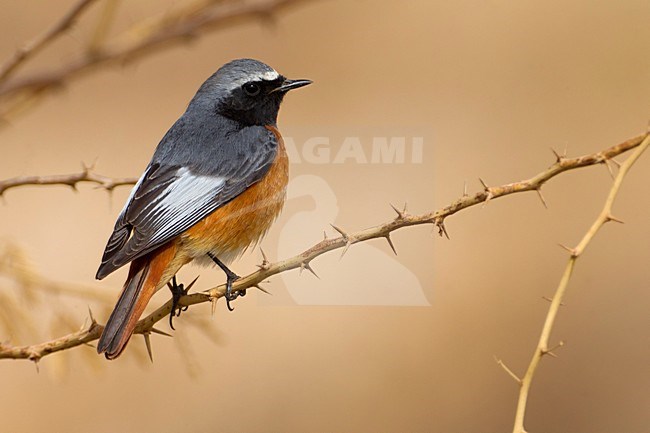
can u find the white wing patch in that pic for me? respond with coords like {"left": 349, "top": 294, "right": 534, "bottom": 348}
{"left": 143, "top": 167, "right": 225, "bottom": 245}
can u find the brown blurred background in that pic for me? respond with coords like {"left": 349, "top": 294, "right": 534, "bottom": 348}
{"left": 1, "top": 1, "right": 649, "bottom": 432}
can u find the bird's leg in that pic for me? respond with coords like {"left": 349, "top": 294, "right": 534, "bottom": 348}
{"left": 207, "top": 252, "right": 242, "bottom": 311}
{"left": 167, "top": 275, "right": 190, "bottom": 330}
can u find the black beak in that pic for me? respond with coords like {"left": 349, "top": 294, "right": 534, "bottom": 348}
{"left": 272, "top": 78, "right": 313, "bottom": 93}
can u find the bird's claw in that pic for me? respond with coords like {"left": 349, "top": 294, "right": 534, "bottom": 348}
{"left": 225, "top": 272, "right": 243, "bottom": 312}
{"left": 167, "top": 275, "right": 192, "bottom": 330}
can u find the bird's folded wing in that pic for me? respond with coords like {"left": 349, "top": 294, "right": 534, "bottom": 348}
{"left": 96, "top": 141, "right": 276, "bottom": 279}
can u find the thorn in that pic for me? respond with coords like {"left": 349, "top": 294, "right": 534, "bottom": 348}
{"left": 609, "top": 158, "right": 621, "bottom": 168}
{"left": 542, "top": 341, "right": 565, "bottom": 358}
{"left": 150, "top": 327, "right": 172, "bottom": 337}
{"left": 605, "top": 214, "right": 625, "bottom": 224}
{"left": 604, "top": 159, "right": 616, "bottom": 180}
{"left": 463, "top": 180, "right": 468, "bottom": 197}
{"left": 185, "top": 275, "right": 199, "bottom": 291}
{"left": 483, "top": 191, "right": 494, "bottom": 206}
{"left": 390, "top": 203, "right": 405, "bottom": 219}
{"left": 300, "top": 261, "right": 320, "bottom": 279}
{"left": 33, "top": 359, "right": 40, "bottom": 373}
{"left": 258, "top": 248, "right": 270, "bottom": 270}
{"left": 330, "top": 223, "right": 349, "bottom": 239}
{"left": 331, "top": 224, "right": 352, "bottom": 259}
{"left": 551, "top": 147, "right": 563, "bottom": 163}
{"left": 260, "top": 247, "right": 269, "bottom": 263}
{"left": 210, "top": 296, "right": 218, "bottom": 316}
{"left": 340, "top": 241, "right": 352, "bottom": 259}
{"left": 435, "top": 217, "right": 450, "bottom": 239}
{"left": 542, "top": 296, "right": 565, "bottom": 306}
{"left": 478, "top": 178, "right": 493, "bottom": 206}
{"left": 253, "top": 284, "right": 272, "bottom": 295}
{"left": 82, "top": 159, "right": 97, "bottom": 173}
{"left": 384, "top": 233, "right": 397, "bottom": 255}
{"left": 558, "top": 243, "right": 578, "bottom": 257}
{"left": 494, "top": 356, "right": 521, "bottom": 384}
{"left": 87, "top": 306, "right": 96, "bottom": 325}
{"left": 390, "top": 202, "right": 408, "bottom": 219}
{"left": 323, "top": 230, "right": 328, "bottom": 240}
{"left": 535, "top": 187, "right": 548, "bottom": 209}
{"left": 143, "top": 333, "right": 154, "bottom": 363}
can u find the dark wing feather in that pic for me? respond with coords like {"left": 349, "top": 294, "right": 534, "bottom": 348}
{"left": 96, "top": 130, "right": 277, "bottom": 280}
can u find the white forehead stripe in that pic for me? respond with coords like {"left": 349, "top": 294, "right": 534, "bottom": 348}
{"left": 259, "top": 70, "right": 280, "bottom": 81}
{"left": 229, "top": 69, "right": 280, "bottom": 89}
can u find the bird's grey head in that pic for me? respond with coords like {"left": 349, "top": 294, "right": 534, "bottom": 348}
{"left": 189, "top": 58, "right": 311, "bottom": 126}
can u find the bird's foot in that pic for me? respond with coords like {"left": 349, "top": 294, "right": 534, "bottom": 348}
{"left": 207, "top": 252, "right": 244, "bottom": 311}
{"left": 224, "top": 270, "right": 243, "bottom": 312}
{"left": 167, "top": 275, "right": 192, "bottom": 330}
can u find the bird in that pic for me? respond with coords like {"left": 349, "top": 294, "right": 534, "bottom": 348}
{"left": 95, "top": 58, "right": 311, "bottom": 359}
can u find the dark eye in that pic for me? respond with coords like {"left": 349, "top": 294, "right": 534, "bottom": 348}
{"left": 243, "top": 82, "right": 261, "bottom": 96}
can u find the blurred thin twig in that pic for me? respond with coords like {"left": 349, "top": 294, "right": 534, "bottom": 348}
{"left": 0, "top": 0, "right": 99, "bottom": 82}
{"left": 0, "top": 132, "right": 646, "bottom": 362}
{"left": 0, "top": 164, "right": 137, "bottom": 196}
{"left": 0, "top": 0, "right": 318, "bottom": 119}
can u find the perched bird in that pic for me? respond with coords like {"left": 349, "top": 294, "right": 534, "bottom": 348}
{"left": 95, "top": 59, "right": 311, "bottom": 359}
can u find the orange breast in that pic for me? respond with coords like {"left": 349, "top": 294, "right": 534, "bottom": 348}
{"left": 179, "top": 126, "right": 289, "bottom": 261}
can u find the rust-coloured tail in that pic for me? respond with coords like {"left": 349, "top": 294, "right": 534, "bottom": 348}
{"left": 98, "top": 243, "right": 177, "bottom": 360}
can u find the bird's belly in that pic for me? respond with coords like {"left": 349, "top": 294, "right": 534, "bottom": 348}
{"left": 179, "top": 137, "right": 288, "bottom": 265}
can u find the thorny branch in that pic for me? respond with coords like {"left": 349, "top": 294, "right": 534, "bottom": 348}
{"left": 0, "top": 0, "right": 318, "bottom": 119}
{"left": 0, "top": 132, "right": 646, "bottom": 362}
{"left": 0, "top": 165, "right": 137, "bottom": 196}
{"left": 505, "top": 133, "right": 650, "bottom": 433}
